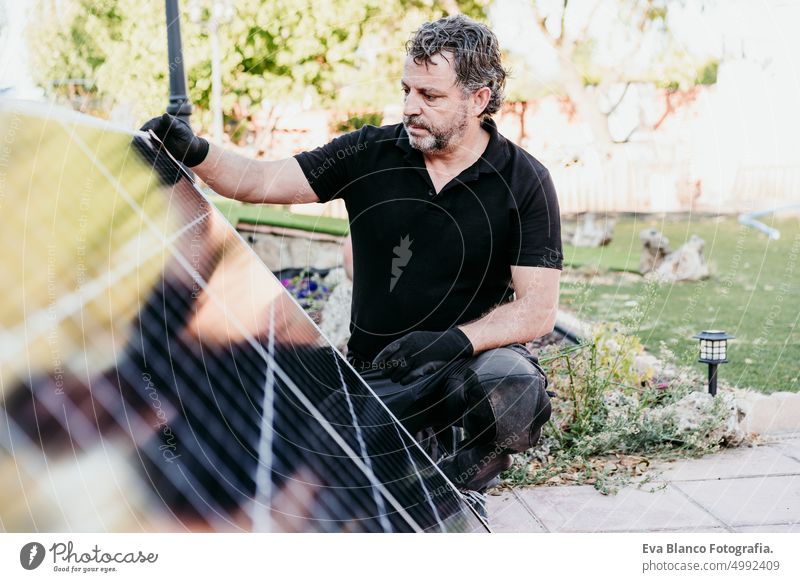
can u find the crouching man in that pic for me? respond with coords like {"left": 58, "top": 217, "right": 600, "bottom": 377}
{"left": 141, "top": 14, "right": 562, "bottom": 518}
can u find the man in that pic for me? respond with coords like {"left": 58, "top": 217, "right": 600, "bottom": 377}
{"left": 141, "top": 14, "right": 562, "bottom": 516}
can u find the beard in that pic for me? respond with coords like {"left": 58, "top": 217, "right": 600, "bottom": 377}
{"left": 403, "top": 103, "right": 470, "bottom": 154}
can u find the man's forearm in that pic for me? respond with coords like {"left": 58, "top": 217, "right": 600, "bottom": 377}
{"left": 192, "top": 143, "right": 266, "bottom": 203}
{"left": 192, "top": 143, "right": 316, "bottom": 205}
{"left": 458, "top": 298, "right": 557, "bottom": 354}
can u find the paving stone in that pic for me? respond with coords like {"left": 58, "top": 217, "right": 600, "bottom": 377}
{"left": 625, "top": 526, "right": 728, "bottom": 533}
{"left": 675, "top": 475, "right": 800, "bottom": 527}
{"left": 765, "top": 438, "right": 800, "bottom": 462}
{"left": 513, "top": 484, "right": 720, "bottom": 532}
{"left": 734, "top": 523, "right": 800, "bottom": 533}
{"left": 649, "top": 445, "right": 800, "bottom": 482}
{"left": 487, "top": 492, "right": 546, "bottom": 533}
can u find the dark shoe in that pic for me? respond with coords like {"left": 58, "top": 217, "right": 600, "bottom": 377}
{"left": 438, "top": 444, "right": 513, "bottom": 492}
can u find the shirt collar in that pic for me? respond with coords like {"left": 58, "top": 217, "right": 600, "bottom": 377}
{"left": 394, "top": 117, "right": 511, "bottom": 176}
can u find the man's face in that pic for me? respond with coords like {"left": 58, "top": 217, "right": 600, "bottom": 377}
{"left": 401, "top": 52, "right": 471, "bottom": 155}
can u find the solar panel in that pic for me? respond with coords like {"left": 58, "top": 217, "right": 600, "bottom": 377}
{"left": 0, "top": 99, "right": 488, "bottom": 533}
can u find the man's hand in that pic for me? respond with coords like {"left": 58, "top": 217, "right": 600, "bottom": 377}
{"left": 372, "top": 328, "right": 473, "bottom": 385}
{"left": 140, "top": 113, "right": 209, "bottom": 167}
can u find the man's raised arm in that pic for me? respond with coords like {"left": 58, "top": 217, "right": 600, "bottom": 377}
{"left": 140, "top": 113, "right": 319, "bottom": 205}
{"left": 195, "top": 143, "right": 318, "bottom": 205}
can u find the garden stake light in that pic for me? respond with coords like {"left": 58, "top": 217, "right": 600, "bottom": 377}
{"left": 693, "top": 330, "right": 734, "bottom": 396}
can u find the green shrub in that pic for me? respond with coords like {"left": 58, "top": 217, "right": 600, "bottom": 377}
{"left": 504, "top": 325, "right": 739, "bottom": 494}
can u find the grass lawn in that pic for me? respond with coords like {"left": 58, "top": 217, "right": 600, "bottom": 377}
{"left": 212, "top": 197, "right": 349, "bottom": 236}
{"left": 560, "top": 213, "right": 800, "bottom": 394}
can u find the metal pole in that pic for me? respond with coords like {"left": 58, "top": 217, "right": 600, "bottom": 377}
{"left": 708, "top": 363, "right": 718, "bottom": 397}
{"left": 165, "top": 0, "right": 192, "bottom": 127}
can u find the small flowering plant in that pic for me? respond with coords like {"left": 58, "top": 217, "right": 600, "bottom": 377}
{"left": 280, "top": 270, "right": 333, "bottom": 319}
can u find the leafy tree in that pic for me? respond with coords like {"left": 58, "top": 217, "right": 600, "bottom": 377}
{"left": 518, "top": 0, "right": 716, "bottom": 155}
{"left": 27, "top": 0, "right": 488, "bottom": 138}
{"left": 27, "top": 0, "right": 176, "bottom": 120}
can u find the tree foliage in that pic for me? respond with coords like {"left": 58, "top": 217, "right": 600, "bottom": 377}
{"left": 515, "top": 0, "right": 716, "bottom": 152}
{"left": 27, "top": 0, "right": 489, "bottom": 132}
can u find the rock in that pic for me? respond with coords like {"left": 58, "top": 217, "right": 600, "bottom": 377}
{"left": 319, "top": 279, "right": 352, "bottom": 353}
{"left": 671, "top": 392, "right": 712, "bottom": 432}
{"left": 736, "top": 390, "right": 800, "bottom": 434}
{"left": 248, "top": 233, "right": 343, "bottom": 272}
{"left": 713, "top": 392, "right": 746, "bottom": 445}
{"left": 639, "top": 228, "right": 671, "bottom": 274}
{"left": 322, "top": 267, "right": 347, "bottom": 288}
{"left": 647, "top": 234, "right": 710, "bottom": 282}
{"left": 571, "top": 213, "right": 614, "bottom": 247}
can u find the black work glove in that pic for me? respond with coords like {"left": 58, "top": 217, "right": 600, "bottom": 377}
{"left": 372, "top": 328, "right": 474, "bottom": 385}
{"left": 139, "top": 113, "right": 209, "bottom": 167}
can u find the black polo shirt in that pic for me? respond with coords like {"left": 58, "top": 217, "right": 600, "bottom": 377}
{"left": 294, "top": 119, "right": 562, "bottom": 362}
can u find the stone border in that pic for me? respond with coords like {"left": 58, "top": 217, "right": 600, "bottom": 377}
{"left": 733, "top": 389, "right": 800, "bottom": 435}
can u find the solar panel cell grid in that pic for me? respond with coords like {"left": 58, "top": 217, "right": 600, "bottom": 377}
{"left": 0, "top": 100, "right": 487, "bottom": 533}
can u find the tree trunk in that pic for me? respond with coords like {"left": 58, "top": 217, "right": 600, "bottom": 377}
{"left": 555, "top": 44, "right": 615, "bottom": 158}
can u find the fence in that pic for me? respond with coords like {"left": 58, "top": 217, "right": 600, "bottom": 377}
{"left": 730, "top": 165, "right": 800, "bottom": 210}
{"left": 549, "top": 156, "right": 693, "bottom": 214}
{"left": 288, "top": 160, "right": 800, "bottom": 219}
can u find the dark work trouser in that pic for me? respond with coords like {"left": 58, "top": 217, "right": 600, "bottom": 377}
{"left": 348, "top": 344, "right": 552, "bottom": 490}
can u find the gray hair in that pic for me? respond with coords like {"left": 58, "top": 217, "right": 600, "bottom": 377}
{"left": 406, "top": 14, "right": 507, "bottom": 119}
